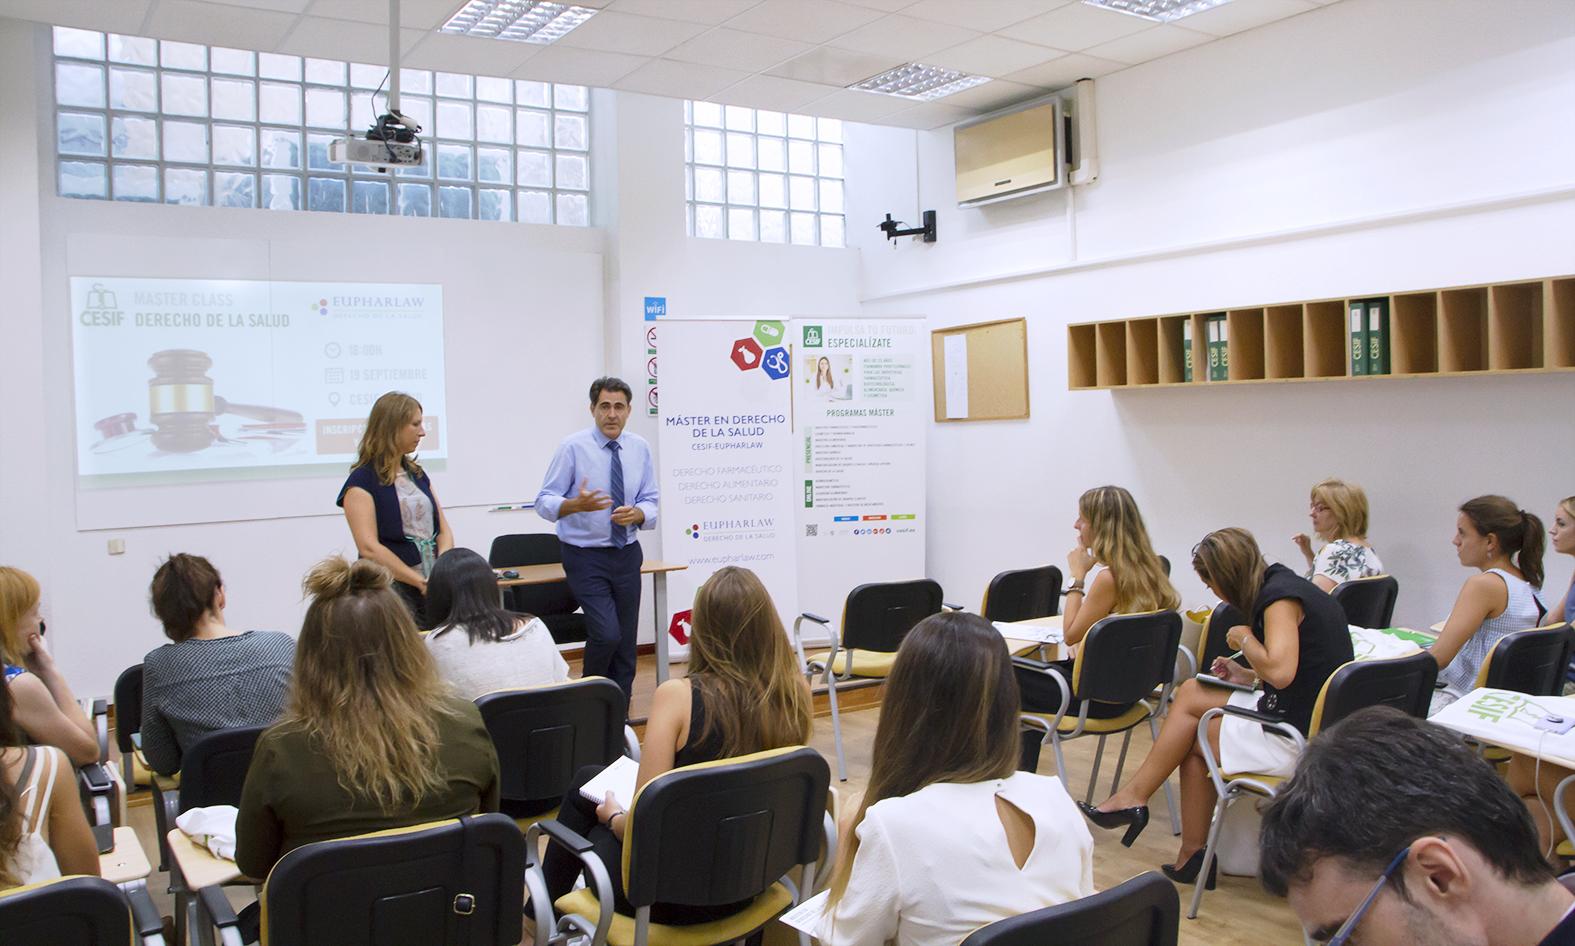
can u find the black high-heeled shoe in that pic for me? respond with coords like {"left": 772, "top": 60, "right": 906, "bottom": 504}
{"left": 1075, "top": 801, "right": 1149, "bottom": 847}
{"left": 1161, "top": 849, "right": 1218, "bottom": 889}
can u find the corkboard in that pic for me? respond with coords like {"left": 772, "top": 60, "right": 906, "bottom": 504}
{"left": 931, "top": 317, "right": 1030, "bottom": 422}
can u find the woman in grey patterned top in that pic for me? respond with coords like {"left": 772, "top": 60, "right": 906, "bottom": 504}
{"left": 140, "top": 555, "right": 294, "bottom": 776}
{"left": 1292, "top": 478, "right": 1384, "bottom": 592}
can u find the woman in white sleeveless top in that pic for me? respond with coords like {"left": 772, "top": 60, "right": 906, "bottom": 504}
{"left": 820, "top": 613, "right": 1094, "bottom": 946}
{"left": 1429, "top": 495, "right": 1548, "bottom": 714}
{"left": 1, "top": 674, "right": 99, "bottom": 888}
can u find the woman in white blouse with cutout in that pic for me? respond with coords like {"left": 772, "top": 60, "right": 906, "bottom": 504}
{"left": 819, "top": 612, "right": 1094, "bottom": 946}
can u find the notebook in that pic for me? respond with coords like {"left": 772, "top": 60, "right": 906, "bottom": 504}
{"left": 579, "top": 755, "right": 640, "bottom": 810}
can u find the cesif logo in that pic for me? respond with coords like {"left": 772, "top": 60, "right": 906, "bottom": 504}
{"left": 802, "top": 325, "right": 823, "bottom": 347}
{"left": 78, "top": 282, "right": 125, "bottom": 327}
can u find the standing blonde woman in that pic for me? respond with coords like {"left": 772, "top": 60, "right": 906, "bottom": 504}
{"left": 337, "top": 391, "right": 453, "bottom": 624}
{"left": 0, "top": 567, "right": 98, "bottom": 766}
{"left": 1018, "top": 486, "right": 1179, "bottom": 767}
{"left": 235, "top": 557, "right": 498, "bottom": 879}
{"left": 1291, "top": 478, "right": 1384, "bottom": 591}
{"left": 543, "top": 566, "right": 812, "bottom": 925}
{"left": 819, "top": 612, "right": 1093, "bottom": 946}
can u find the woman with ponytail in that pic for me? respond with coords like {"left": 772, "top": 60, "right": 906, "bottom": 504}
{"left": 1, "top": 661, "right": 99, "bottom": 888}
{"left": 141, "top": 554, "right": 294, "bottom": 776}
{"left": 1429, "top": 495, "right": 1548, "bottom": 712}
{"left": 235, "top": 557, "right": 498, "bottom": 879}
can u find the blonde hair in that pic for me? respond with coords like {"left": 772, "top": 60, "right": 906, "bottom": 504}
{"left": 353, "top": 391, "right": 424, "bottom": 486}
{"left": 1560, "top": 496, "right": 1575, "bottom": 521}
{"left": 1310, "top": 478, "right": 1370, "bottom": 541}
{"left": 685, "top": 567, "right": 812, "bottom": 757}
{"left": 1080, "top": 486, "right": 1180, "bottom": 613}
{"left": 1192, "top": 527, "right": 1269, "bottom": 615}
{"left": 0, "top": 567, "right": 40, "bottom": 665}
{"left": 828, "top": 613, "right": 1019, "bottom": 909}
{"left": 274, "top": 557, "right": 454, "bottom": 812}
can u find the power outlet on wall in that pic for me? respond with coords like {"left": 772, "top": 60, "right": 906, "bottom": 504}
{"left": 107, "top": 538, "right": 125, "bottom": 555}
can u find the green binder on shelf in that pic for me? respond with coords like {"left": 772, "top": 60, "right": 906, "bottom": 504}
{"left": 1365, "top": 297, "right": 1390, "bottom": 375}
{"left": 1349, "top": 300, "right": 1368, "bottom": 376}
{"left": 1182, "top": 319, "right": 1193, "bottom": 382}
{"left": 1206, "top": 314, "right": 1228, "bottom": 381}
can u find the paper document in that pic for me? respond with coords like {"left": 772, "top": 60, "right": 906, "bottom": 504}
{"left": 1432, "top": 689, "right": 1575, "bottom": 768}
{"left": 994, "top": 620, "right": 1062, "bottom": 645}
{"left": 778, "top": 889, "right": 830, "bottom": 936}
{"left": 579, "top": 755, "right": 640, "bottom": 810}
{"left": 943, "top": 334, "right": 969, "bottom": 419}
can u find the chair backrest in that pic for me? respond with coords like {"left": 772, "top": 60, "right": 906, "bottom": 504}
{"left": 0, "top": 875, "right": 135, "bottom": 946}
{"left": 842, "top": 579, "right": 944, "bottom": 654}
{"left": 1311, "top": 651, "right": 1438, "bottom": 735}
{"left": 487, "top": 533, "right": 578, "bottom": 616}
{"left": 474, "top": 678, "right": 626, "bottom": 807}
{"left": 261, "top": 814, "right": 524, "bottom": 946}
{"left": 178, "top": 725, "right": 266, "bottom": 813}
{"left": 112, "top": 664, "right": 143, "bottom": 754}
{"left": 1196, "top": 602, "right": 1248, "bottom": 671}
{"left": 1072, "top": 611, "right": 1184, "bottom": 705}
{"left": 959, "top": 871, "right": 1178, "bottom": 946}
{"left": 1158, "top": 555, "right": 1171, "bottom": 578}
{"left": 623, "top": 746, "right": 829, "bottom": 909}
{"left": 982, "top": 566, "right": 1062, "bottom": 622}
{"left": 1330, "top": 575, "right": 1399, "bottom": 629}
{"left": 1477, "top": 623, "right": 1575, "bottom": 696}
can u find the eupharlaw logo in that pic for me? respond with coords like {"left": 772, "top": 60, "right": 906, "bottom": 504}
{"left": 685, "top": 523, "right": 701, "bottom": 539}
{"left": 311, "top": 298, "right": 328, "bottom": 316}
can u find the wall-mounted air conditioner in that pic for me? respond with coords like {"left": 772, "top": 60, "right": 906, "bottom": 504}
{"left": 953, "top": 98, "right": 1066, "bottom": 208}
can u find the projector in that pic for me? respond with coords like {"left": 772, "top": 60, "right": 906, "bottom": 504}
{"left": 328, "top": 111, "right": 424, "bottom": 171}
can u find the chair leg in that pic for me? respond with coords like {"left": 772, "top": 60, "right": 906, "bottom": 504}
{"left": 827, "top": 675, "right": 848, "bottom": 782}
{"left": 1110, "top": 730, "right": 1133, "bottom": 795}
{"left": 1050, "top": 731, "right": 1067, "bottom": 784}
{"left": 1188, "top": 792, "right": 1232, "bottom": 920}
{"left": 1151, "top": 715, "right": 1181, "bottom": 836}
{"left": 1086, "top": 735, "right": 1107, "bottom": 805}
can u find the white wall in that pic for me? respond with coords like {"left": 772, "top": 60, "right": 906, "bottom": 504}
{"left": 846, "top": 0, "right": 1575, "bottom": 626}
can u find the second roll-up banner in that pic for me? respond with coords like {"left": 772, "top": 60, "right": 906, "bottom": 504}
{"left": 656, "top": 318, "right": 927, "bottom": 659}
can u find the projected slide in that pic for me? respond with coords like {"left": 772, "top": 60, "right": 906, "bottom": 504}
{"left": 71, "top": 277, "right": 445, "bottom": 478}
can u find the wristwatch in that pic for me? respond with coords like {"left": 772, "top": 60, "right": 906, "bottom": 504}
{"left": 1063, "top": 583, "right": 1085, "bottom": 596}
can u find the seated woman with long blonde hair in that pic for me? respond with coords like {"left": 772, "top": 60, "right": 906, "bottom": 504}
{"left": 820, "top": 612, "right": 1093, "bottom": 946}
{"left": 1018, "top": 486, "right": 1178, "bottom": 768}
{"left": 542, "top": 566, "right": 812, "bottom": 925}
{"left": 236, "top": 558, "right": 499, "bottom": 878}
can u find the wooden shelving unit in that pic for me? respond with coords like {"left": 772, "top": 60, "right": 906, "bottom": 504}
{"left": 1067, "top": 275, "right": 1575, "bottom": 390}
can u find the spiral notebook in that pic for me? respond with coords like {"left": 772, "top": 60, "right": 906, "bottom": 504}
{"left": 578, "top": 755, "right": 640, "bottom": 810}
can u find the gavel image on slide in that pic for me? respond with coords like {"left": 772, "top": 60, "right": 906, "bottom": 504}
{"left": 144, "top": 349, "right": 305, "bottom": 453}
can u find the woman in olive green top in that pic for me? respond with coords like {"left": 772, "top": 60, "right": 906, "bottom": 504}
{"left": 236, "top": 557, "right": 498, "bottom": 878}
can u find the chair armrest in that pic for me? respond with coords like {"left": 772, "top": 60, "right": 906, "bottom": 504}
{"left": 197, "top": 885, "right": 247, "bottom": 946}
{"left": 527, "top": 820, "right": 615, "bottom": 946}
{"left": 942, "top": 601, "right": 964, "bottom": 612}
{"left": 792, "top": 613, "right": 841, "bottom": 682}
{"left": 622, "top": 725, "right": 641, "bottom": 763}
{"left": 1214, "top": 705, "right": 1305, "bottom": 751}
{"left": 532, "top": 819, "right": 595, "bottom": 855}
{"left": 91, "top": 698, "right": 110, "bottom": 762}
{"left": 125, "top": 883, "right": 166, "bottom": 945}
{"left": 799, "top": 612, "right": 830, "bottom": 626}
{"left": 1175, "top": 645, "right": 1197, "bottom": 684}
{"left": 1011, "top": 655, "right": 1053, "bottom": 672}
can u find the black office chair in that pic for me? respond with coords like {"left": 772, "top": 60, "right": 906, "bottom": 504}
{"left": 981, "top": 566, "right": 1062, "bottom": 622}
{"left": 1331, "top": 575, "right": 1399, "bottom": 629}
{"left": 200, "top": 814, "right": 526, "bottom": 946}
{"left": 475, "top": 678, "right": 639, "bottom": 828}
{"left": 489, "top": 533, "right": 587, "bottom": 645}
{"left": 1158, "top": 555, "right": 1171, "bottom": 578}
{"left": 536, "top": 746, "right": 831, "bottom": 946}
{"left": 0, "top": 875, "right": 168, "bottom": 946}
{"left": 1193, "top": 651, "right": 1437, "bottom": 918}
{"left": 793, "top": 579, "right": 946, "bottom": 780}
{"left": 154, "top": 724, "right": 265, "bottom": 929}
{"left": 960, "top": 871, "right": 1179, "bottom": 946}
{"left": 112, "top": 664, "right": 150, "bottom": 790}
{"left": 1018, "top": 611, "right": 1184, "bottom": 825}
{"left": 1190, "top": 602, "right": 1248, "bottom": 677}
{"left": 1477, "top": 623, "right": 1575, "bottom": 695}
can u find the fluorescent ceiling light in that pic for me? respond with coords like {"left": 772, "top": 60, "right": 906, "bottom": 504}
{"left": 849, "top": 63, "right": 991, "bottom": 102}
{"left": 1081, "top": 0, "right": 1234, "bottom": 22}
{"left": 440, "top": 1, "right": 598, "bottom": 44}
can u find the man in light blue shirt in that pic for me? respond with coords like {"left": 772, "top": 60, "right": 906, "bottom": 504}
{"left": 536, "top": 377, "right": 658, "bottom": 703}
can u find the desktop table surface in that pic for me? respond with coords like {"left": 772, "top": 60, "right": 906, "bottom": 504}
{"left": 100, "top": 826, "right": 151, "bottom": 885}
{"left": 495, "top": 560, "right": 686, "bottom": 586}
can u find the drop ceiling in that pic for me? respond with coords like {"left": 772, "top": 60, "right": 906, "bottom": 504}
{"left": 1, "top": 0, "right": 1341, "bottom": 128}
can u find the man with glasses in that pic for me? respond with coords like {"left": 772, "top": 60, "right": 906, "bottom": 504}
{"left": 1259, "top": 706, "right": 1575, "bottom": 945}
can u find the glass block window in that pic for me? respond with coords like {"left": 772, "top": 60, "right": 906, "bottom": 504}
{"left": 684, "top": 102, "right": 844, "bottom": 248}
{"left": 50, "top": 25, "right": 591, "bottom": 224}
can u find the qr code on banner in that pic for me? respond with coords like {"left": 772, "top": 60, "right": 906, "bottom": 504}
{"left": 804, "top": 524, "right": 818, "bottom": 537}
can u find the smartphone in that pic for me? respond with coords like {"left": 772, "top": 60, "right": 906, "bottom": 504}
{"left": 92, "top": 822, "right": 114, "bottom": 855}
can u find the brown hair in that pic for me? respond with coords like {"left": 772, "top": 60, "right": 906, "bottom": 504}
{"left": 0, "top": 567, "right": 40, "bottom": 666}
{"left": 1460, "top": 495, "right": 1546, "bottom": 588}
{"left": 149, "top": 554, "right": 223, "bottom": 642}
{"left": 273, "top": 557, "right": 454, "bottom": 812}
{"left": 352, "top": 391, "right": 424, "bottom": 486}
{"left": 0, "top": 674, "right": 23, "bottom": 887}
{"left": 828, "top": 612, "right": 1020, "bottom": 908}
{"left": 684, "top": 567, "right": 812, "bottom": 758}
{"left": 1079, "top": 486, "right": 1180, "bottom": 613}
{"left": 1192, "top": 527, "right": 1269, "bottom": 615}
{"left": 1309, "top": 478, "right": 1370, "bottom": 541}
